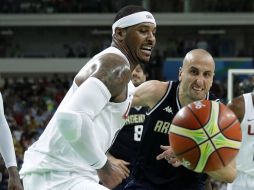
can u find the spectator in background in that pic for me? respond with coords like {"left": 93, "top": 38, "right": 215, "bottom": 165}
{"left": 75, "top": 42, "right": 88, "bottom": 58}
{"left": 166, "top": 37, "right": 178, "bottom": 57}
{"left": 63, "top": 44, "right": 75, "bottom": 57}
{"left": 211, "top": 79, "right": 227, "bottom": 102}
{"left": 149, "top": 49, "right": 164, "bottom": 80}
{"left": 196, "top": 37, "right": 209, "bottom": 51}
{"left": 252, "top": 45, "right": 254, "bottom": 68}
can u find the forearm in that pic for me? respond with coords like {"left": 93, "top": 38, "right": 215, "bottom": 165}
{"left": 56, "top": 111, "right": 107, "bottom": 169}
{"left": 57, "top": 77, "right": 111, "bottom": 169}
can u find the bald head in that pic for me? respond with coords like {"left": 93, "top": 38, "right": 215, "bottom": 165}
{"left": 182, "top": 49, "right": 215, "bottom": 71}
{"left": 178, "top": 49, "right": 215, "bottom": 106}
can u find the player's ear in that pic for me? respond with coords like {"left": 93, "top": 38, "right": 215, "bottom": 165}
{"left": 178, "top": 67, "right": 182, "bottom": 81}
{"left": 114, "top": 28, "right": 126, "bottom": 41}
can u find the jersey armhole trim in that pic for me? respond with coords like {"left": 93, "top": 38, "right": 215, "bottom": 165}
{"left": 146, "top": 81, "right": 173, "bottom": 115}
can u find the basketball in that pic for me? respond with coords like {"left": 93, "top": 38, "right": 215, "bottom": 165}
{"left": 169, "top": 100, "right": 242, "bottom": 173}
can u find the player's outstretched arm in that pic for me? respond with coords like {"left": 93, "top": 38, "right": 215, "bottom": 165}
{"left": 206, "top": 159, "right": 237, "bottom": 183}
{"left": 157, "top": 145, "right": 237, "bottom": 182}
{"left": 132, "top": 80, "right": 169, "bottom": 108}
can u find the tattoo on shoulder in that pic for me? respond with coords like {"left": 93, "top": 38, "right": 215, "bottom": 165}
{"left": 93, "top": 54, "right": 131, "bottom": 97}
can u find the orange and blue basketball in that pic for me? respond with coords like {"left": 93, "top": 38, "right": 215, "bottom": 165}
{"left": 169, "top": 100, "right": 242, "bottom": 173}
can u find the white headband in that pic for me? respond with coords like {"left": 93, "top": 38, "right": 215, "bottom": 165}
{"left": 112, "top": 11, "right": 156, "bottom": 34}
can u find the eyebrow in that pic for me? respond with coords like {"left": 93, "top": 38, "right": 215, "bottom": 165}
{"left": 189, "top": 66, "right": 213, "bottom": 73}
{"left": 189, "top": 66, "right": 198, "bottom": 70}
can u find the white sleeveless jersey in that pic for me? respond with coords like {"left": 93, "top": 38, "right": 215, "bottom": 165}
{"left": 236, "top": 93, "right": 254, "bottom": 176}
{"left": 20, "top": 47, "right": 135, "bottom": 181}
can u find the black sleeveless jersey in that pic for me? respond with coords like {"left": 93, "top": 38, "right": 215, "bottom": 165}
{"left": 109, "top": 106, "right": 148, "bottom": 170}
{"left": 132, "top": 81, "right": 218, "bottom": 190}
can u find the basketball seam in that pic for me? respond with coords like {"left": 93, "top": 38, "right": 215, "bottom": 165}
{"left": 213, "top": 104, "right": 226, "bottom": 166}
{"left": 188, "top": 105, "right": 214, "bottom": 146}
{"left": 190, "top": 101, "right": 224, "bottom": 170}
{"left": 171, "top": 132, "right": 199, "bottom": 156}
{"left": 187, "top": 106, "right": 206, "bottom": 128}
{"left": 175, "top": 105, "right": 213, "bottom": 156}
{"left": 212, "top": 111, "right": 241, "bottom": 167}
{"left": 175, "top": 105, "right": 211, "bottom": 170}
{"left": 175, "top": 106, "right": 206, "bottom": 157}
{"left": 218, "top": 119, "right": 240, "bottom": 141}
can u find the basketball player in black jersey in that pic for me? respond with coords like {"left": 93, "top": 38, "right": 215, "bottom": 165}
{"left": 108, "top": 64, "right": 149, "bottom": 190}
{"left": 124, "top": 49, "right": 237, "bottom": 190}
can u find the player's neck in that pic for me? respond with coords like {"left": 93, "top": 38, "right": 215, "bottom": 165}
{"left": 178, "top": 88, "right": 192, "bottom": 107}
{"left": 111, "top": 42, "right": 139, "bottom": 72}
{"left": 179, "top": 97, "right": 191, "bottom": 107}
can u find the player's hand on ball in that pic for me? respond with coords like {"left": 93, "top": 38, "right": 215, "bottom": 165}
{"left": 156, "top": 145, "right": 181, "bottom": 167}
{"left": 97, "top": 159, "right": 126, "bottom": 189}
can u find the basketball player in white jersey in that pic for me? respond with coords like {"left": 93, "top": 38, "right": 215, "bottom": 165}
{"left": 227, "top": 92, "right": 254, "bottom": 190}
{"left": 20, "top": 5, "right": 156, "bottom": 190}
{"left": 0, "top": 93, "right": 23, "bottom": 190}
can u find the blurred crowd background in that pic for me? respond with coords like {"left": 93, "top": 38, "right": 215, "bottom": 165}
{"left": 1, "top": 0, "right": 254, "bottom": 189}
{"left": 1, "top": 0, "right": 254, "bottom": 13}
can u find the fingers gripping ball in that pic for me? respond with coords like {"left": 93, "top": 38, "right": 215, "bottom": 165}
{"left": 169, "top": 100, "right": 242, "bottom": 173}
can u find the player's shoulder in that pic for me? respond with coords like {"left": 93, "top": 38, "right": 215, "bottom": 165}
{"left": 89, "top": 46, "right": 131, "bottom": 77}
{"left": 99, "top": 53, "right": 131, "bottom": 79}
{"left": 88, "top": 52, "right": 130, "bottom": 95}
{"left": 101, "top": 52, "right": 130, "bottom": 73}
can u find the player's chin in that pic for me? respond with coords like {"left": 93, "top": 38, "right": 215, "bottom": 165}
{"left": 138, "top": 53, "right": 151, "bottom": 63}
{"left": 192, "top": 91, "right": 206, "bottom": 100}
